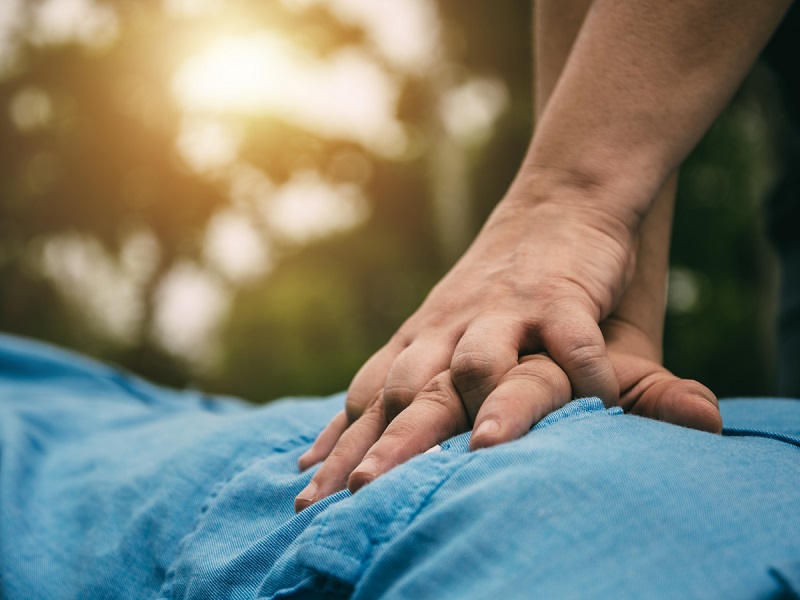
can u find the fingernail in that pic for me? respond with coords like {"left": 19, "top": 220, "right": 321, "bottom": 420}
{"left": 349, "top": 458, "right": 379, "bottom": 493}
{"left": 354, "top": 457, "right": 379, "bottom": 478}
{"left": 474, "top": 419, "right": 500, "bottom": 440}
{"left": 295, "top": 481, "right": 317, "bottom": 505}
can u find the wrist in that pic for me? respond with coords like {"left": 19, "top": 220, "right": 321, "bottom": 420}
{"left": 499, "top": 166, "right": 644, "bottom": 253}
{"left": 521, "top": 157, "right": 660, "bottom": 231}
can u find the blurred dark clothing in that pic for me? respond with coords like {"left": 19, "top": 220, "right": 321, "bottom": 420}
{"left": 763, "top": 0, "right": 800, "bottom": 253}
{"left": 762, "top": 0, "right": 800, "bottom": 396}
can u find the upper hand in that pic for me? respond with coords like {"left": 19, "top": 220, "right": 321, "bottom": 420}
{"left": 294, "top": 179, "right": 644, "bottom": 510}
{"left": 347, "top": 180, "right": 639, "bottom": 430}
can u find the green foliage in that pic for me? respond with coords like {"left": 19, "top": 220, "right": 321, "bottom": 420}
{"left": 0, "top": 0, "right": 781, "bottom": 402}
{"left": 666, "top": 74, "right": 779, "bottom": 397}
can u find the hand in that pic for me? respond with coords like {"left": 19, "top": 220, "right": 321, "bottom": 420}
{"left": 293, "top": 179, "right": 642, "bottom": 512}
{"left": 352, "top": 175, "right": 641, "bottom": 427}
{"left": 600, "top": 316, "right": 721, "bottom": 433}
{"left": 294, "top": 283, "right": 720, "bottom": 513}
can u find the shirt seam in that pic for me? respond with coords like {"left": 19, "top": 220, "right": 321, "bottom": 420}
{"left": 157, "top": 436, "right": 315, "bottom": 600}
{"left": 722, "top": 427, "right": 800, "bottom": 449}
{"left": 307, "top": 453, "right": 476, "bottom": 584}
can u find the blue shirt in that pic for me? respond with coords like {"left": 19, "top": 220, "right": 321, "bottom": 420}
{"left": 0, "top": 334, "right": 798, "bottom": 599}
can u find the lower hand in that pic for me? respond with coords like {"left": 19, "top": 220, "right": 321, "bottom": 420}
{"left": 294, "top": 313, "right": 720, "bottom": 512}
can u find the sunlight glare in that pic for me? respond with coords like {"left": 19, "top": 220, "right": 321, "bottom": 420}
{"left": 153, "top": 262, "right": 230, "bottom": 366}
{"left": 668, "top": 267, "right": 703, "bottom": 314}
{"left": 439, "top": 78, "right": 509, "bottom": 145}
{"left": 173, "top": 32, "right": 404, "bottom": 155}
{"left": 0, "top": 0, "right": 23, "bottom": 78}
{"left": 164, "top": 0, "right": 224, "bottom": 18}
{"left": 29, "top": 0, "right": 119, "bottom": 49}
{"left": 264, "top": 171, "right": 369, "bottom": 244}
{"left": 174, "top": 34, "right": 292, "bottom": 114}
{"left": 36, "top": 231, "right": 159, "bottom": 343}
{"left": 228, "top": 164, "right": 275, "bottom": 207}
{"left": 9, "top": 87, "right": 53, "bottom": 131}
{"left": 204, "top": 209, "right": 271, "bottom": 282}
{"left": 175, "top": 117, "right": 241, "bottom": 173}
{"left": 281, "top": 0, "right": 441, "bottom": 71}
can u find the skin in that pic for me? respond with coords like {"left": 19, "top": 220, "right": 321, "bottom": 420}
{"left": 294, "top": 0, "right": 790, "bottom": 511}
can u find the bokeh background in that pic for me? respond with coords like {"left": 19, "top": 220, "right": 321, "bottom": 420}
{"left": 0, "top": 0, "right": 784, "bottom": 403}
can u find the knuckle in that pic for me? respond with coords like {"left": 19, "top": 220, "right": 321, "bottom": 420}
{"left": 382, "top": 383, "right": 416, "bottom": 420}
{"left": 381, "top": 417, "right": 420, "bottom": 444}
{"left": 390, "top": 328, "right": 413, "bottom": 349}
{"left": 327, "top": 415, "right": 384, "bottom": 463}
{"left": 514, "top": 365, "right": 554, "bottom": 389}
{"left": 563, "top": 339, "right": 607, "bottom": 373}
{"left": 346, "top": 387, "right": 383, "bottom": 424}
{"left": 418, "top": 375, "right": 466, "bottom": 425}
{"left": 531, "top": 367, "right": 568, "bottom": 396}
{"left": 420, "top": 376, "right": 454, "bottom": 407}
{"left": 345, "top": 391, "right": 370, "bottom": 423}
{"left": 362, "top": 392, "right": 387, "bottom": 423}
{"left": 534, "top": 356, "right": 570, "bottom": 387}
{"left": 450, "top": 351, "right": 502, "bottom": 391}
{"left": 559, "top": 338, "right": 617, "bottom": 401}
{"left": 326, "top": 435, "right": 360, "bottom": 462}
{"left": 534, "top": 281, "right": 564, "bottom": 305}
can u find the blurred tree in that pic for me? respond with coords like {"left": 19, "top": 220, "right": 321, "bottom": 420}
{"left": 665, "top": 68, "right": 780, "bottom": 398}
{"left": 0, "top": 0, "right": 780, "bottom": 403}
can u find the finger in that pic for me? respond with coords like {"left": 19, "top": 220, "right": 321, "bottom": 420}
{"left": 298, "top": 410, "right": 349, "bottom": 471}
{"left": 539, "top": 305, "right": 619, "bottom": 405}
{"left": 348, "top": 371, "right": 468, "bottom": 493}
{"left": 470, "top": 354, "right": 571, "bottom": 450}
{"left": 450, "top": 316, "right": 524, "bottom": 421}
{"left": 636, "top": 377, "right": 721, "bottom": 433}
{"left": 382, "top": 336, "right": 455, "bottom": 422}
{"left": 346, "top": 341, "right": 402, "bottom": 423}
{"left": 294, "top": 395, "right": 387, "bottom": 512}
{"left": 616, "top": 354, "right": 721, "bottom": 433}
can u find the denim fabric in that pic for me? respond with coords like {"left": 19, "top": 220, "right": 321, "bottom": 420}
{"left": 1, "top": 334, "right": 799, "bottom": 599}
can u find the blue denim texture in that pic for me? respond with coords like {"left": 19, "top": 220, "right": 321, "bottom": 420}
{"left": 1, "top": 333, "right": 799, "bottom": 599}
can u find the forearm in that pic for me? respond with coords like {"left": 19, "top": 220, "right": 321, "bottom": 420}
{"left": 534, "top": 0, "right": 675, "bottom": 359}
{"left": 527, "top": 0, "right": 791, "bottom": 231}
{"left": 298, "top": 2, "right": 736, "bottom": 500}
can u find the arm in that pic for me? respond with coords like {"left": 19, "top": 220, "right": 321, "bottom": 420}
{"left": 534, "top": 0, "right": 673, "bottom": 358}
{"left": 526, "top": 0, "right": 792, "bottom": 229}
{"left": 468, "top": 0, "right": 722, "bottom": 446}
{"left": 294, "top": 0, "right": 768, "bottom": 509}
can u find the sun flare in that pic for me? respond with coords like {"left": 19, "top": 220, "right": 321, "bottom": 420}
{"left": 173, "top": 33, "right": 293, "bottom": 114}
{"left": 173, "top": 31, "right": 404, "bottom": 154}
